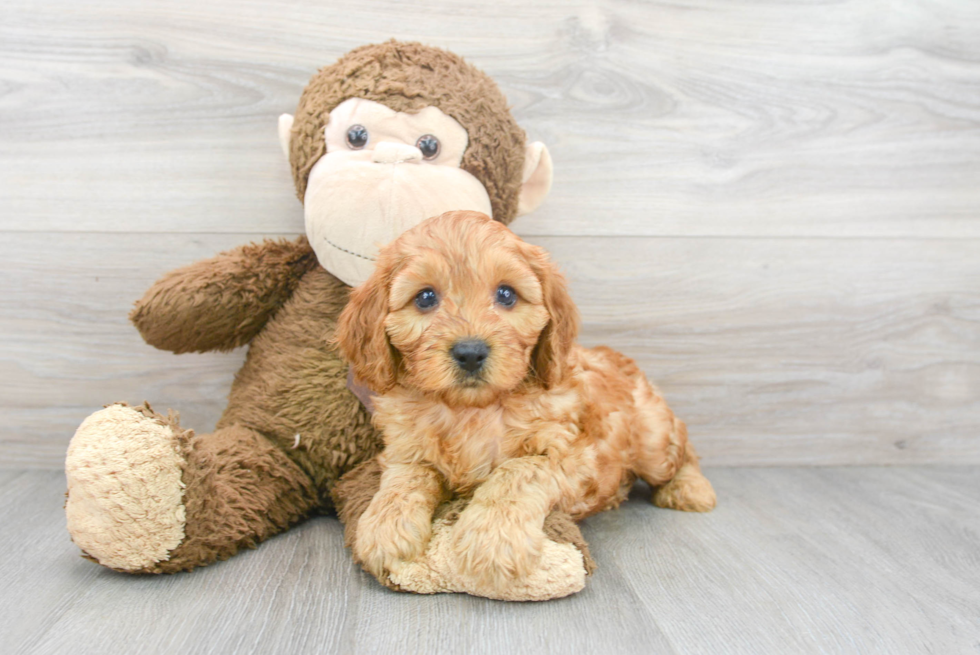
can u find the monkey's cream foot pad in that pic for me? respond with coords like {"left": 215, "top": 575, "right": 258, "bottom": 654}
{"left": 64, "top": 404, "right": 187, "bottom": 571}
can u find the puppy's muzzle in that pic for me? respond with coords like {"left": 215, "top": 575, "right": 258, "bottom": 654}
{"left": 451, "top": 339, "right": 490, "bottom": 374}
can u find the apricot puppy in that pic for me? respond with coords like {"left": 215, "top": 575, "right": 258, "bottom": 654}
{"left": 336, "top": 210, "right": 716, "bottom": 594}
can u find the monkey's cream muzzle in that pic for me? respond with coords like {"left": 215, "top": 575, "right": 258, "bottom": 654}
{"left": 280, "top": 97, "right": 553, "bottom": 287}
{"left": 296, "top": 99, "right": 492, "bottom": 286}
{"left": 303, "top": 151, "right": 492, "bottom": 286}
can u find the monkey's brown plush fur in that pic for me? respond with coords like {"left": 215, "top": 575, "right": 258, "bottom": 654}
{"left": 64, "top": 41, "right": 590, "bottom": 594}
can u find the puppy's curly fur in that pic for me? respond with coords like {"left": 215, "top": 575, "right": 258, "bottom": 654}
{"left": 336, "top": 211, "right": 716, "bottom": 593}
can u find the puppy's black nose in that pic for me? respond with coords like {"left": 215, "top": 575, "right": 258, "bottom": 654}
{"left": 451, "top": 339, "right": 490, "bottom": 373}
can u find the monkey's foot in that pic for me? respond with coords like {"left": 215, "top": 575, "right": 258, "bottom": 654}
{"left": 65, "top": 403, "right": 189, "bottom": 572}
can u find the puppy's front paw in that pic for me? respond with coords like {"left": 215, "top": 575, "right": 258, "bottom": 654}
{"left": 354, "top": 502, "right": 432, "bottom": 580}
{"left": 449, "top": 502, "right": 545, "bottom": 591}
{"left": 383, "top": 502, "right": 591, "bottom": 601}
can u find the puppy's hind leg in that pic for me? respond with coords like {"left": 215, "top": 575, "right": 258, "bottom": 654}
{"left": 652, "top": 441, "right": 716, "bottom": 512}
{"left": 631, "top": 390, "right": 716, "bottom": 513}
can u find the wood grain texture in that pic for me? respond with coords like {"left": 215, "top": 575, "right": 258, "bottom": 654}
{"left": 1, "top": 232, "right": 977, "bottom": 467}
{"left": 2, "top": 467, "right": 978, "bottom": 654}
{"left": 1, "top": 0, "right": 978, "bottom": 466}
{"left": 1, "top": 0, "right": 979, "bottom": 237}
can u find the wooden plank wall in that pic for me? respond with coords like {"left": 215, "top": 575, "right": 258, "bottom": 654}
{"left": 1, "top": 0, "right": 978, "bottom": 467}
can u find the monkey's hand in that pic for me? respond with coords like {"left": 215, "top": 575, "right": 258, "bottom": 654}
{"left": 449, "top": 498, "right": 547, "bottom": 588}
{"left": 445, "top": 455, "right": 562, "bottom": 592}
{"left": 130, "top": 237, "right": 317, "bottom": 353}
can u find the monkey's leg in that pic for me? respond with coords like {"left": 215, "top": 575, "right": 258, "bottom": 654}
{"left": 65, "top": 403, "right": 318, "bottom": 573}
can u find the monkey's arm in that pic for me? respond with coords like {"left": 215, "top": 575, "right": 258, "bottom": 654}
{"left": 130, "top": 237, "right": 318, "bottom": 353}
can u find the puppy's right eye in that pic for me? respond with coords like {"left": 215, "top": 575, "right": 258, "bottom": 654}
{"left": 495, "top": 284, "right": 518, "bottom": 308}
{"left": 414, "top": 288, "right": 438, "bottom": 311}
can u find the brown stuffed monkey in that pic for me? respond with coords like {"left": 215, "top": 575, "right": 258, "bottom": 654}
{"left": 65, "top": 41, "right": 594, "bottom": 600}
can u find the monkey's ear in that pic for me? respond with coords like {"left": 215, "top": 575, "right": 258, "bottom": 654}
{"left": 278, "top": 114, "right": 294, "bottom": 160}
{"left": 516, "top": 142, "right": 553, "bottom": 216}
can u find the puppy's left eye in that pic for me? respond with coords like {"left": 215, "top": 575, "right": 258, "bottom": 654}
{"left": 415, "top": 288, "right": 439, "bottom": 311}
{"left": 495, "top": 285, "right": 518, "bottom": 308}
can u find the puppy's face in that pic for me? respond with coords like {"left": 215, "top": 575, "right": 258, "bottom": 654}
{"left": 337, "top": 211, "right": 579, "bottom": 407}
{"left": 385, "top": 221, "right": 549, "bottom": 406}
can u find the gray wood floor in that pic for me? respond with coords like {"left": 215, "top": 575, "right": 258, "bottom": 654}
{"left": 2, "top": 467, "right": 978, "bottom": 654}
{"left": 2, "top": 0, "right": 979, "bottom": 468}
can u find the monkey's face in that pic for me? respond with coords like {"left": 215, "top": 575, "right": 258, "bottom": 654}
{"left": 302, "top": 98, "right": 493, "bottom": 286}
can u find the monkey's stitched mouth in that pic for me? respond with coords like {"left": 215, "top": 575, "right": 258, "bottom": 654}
{"left": 321, "top": 236, "right": 375, "bottom": 261}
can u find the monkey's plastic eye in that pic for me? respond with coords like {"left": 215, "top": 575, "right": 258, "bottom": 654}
{"left": 414, "top": 288, "right": 439, "bottom": 311}
{"left": 346, "top": 125, "right": 369, "bottom": 150}
{"left": 495, "top": 285, "right": 517, "bottom": 308}
{"left": 416, "top": 135, "right": 440, "bottom": 160}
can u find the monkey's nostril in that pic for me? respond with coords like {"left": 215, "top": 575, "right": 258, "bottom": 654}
{"left": 451, "top": 339, "right": 490, "bottom": 374}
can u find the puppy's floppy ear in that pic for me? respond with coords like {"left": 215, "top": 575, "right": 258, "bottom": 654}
{"left": 522, "top": 243, "right": 580, "bottom": 388}
{"left": 335, "top": 257, "right": 400, "bottom": 393}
